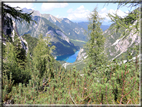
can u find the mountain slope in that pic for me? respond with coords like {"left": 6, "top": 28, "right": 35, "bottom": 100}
{"left": 18, "top": 8, "right": 88, "bottom": 42}
{"left": 103, "top": 22, "right": 140, "bottom": 60}
{"left": 41, "top": 14, "right": 88, "bottom": 42}
{"left": 15, "top": 15, "right": 78, "bottom": 56}
{"left": 15, "top": 8, "right": 90, "bottom": 56}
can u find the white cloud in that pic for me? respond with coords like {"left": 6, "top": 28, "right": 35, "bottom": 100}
{"left": 99, "top": 7, "right": 129, "bottom": 23}
{"left": 67, "top": 8, "right": 73, "bottom": 13}
{"left": 67, "top": 5, "right": 91, "bottom": 22}
{"left": 41, "top": 3, "right": 68, "bottom": 11}
{"left": 56, "top": 15, "right": 59, "bottom": 18}
{"left": 5, "top": 3, "right": 33, "bottom": 9}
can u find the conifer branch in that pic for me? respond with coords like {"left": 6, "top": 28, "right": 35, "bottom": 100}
{"left": 120, "top": 80, "right": 136, "bottom": 104}
{"left": 69, "top": 90, "right": 77, "bottom": 106}
{"left": 127, "top": 99, "right": 131, "bottom": 104}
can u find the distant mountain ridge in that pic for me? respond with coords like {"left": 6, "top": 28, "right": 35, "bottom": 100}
{"left": 15, "top": 8, "right": 90, "bottom": 56}
{"left": 18, "top": 8, "right": 88, "bottom": 41}
{"left": 77, "top": 22, "right": 110, "bottom": 32}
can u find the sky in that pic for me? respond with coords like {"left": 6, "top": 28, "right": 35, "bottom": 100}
{"left": 5, "top": 0, "right": 138, "bottom": 25}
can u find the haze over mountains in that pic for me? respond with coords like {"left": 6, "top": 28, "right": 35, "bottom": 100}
{"left": 77, "top": 22, "right": 110, "bottom": 32}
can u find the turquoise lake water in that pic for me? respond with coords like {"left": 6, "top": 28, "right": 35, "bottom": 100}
{"left": 56, "top": 50, "right": 80, "bottom": 63}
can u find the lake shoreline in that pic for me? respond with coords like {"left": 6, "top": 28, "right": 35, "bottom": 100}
{"left": 55, "top": 50, "right": 80, "bottom": 63}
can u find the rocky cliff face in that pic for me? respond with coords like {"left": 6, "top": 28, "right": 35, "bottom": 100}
{"left": 2, "top": 16, "right": 14, "bottom": 45}
{"left": 2, "top": 19, "right": 28, "bottom": 53}
{"left": 55, "top": 30, "right": 71, "bottom": 44}
{"left": 103, "top": 22, "right": 140, "bottom": 60}
{"left": 76, "top": 48, "right": 87, "bottom": 61}
{"left": 13, "top": 21, "right": 28, "bottom": 53}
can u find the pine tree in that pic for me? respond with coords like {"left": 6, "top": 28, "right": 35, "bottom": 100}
{"left": 85, "top": 8, "right": 107, "bottom": 73}
{"left": 32, "top": 34, "right": 55, "bottom": 80}
{"left": 2, "top": 3, "right": 35, "bottom": 27}
{"left": 108, "top": 1, "right": 140, "bottom": 40}
{"left": 3, "top": 32, "right": 30, "bottom": 84}
{"left": 13, "top": 32, "right": 27, "bottom": 69}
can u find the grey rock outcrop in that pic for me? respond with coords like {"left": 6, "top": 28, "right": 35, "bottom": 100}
{"left": 2, "top": 18, "right": 28, "bottom": 54}
{"left": 55, "top": 30, "right": 71, "bottom": 44}
{"left": 103, "top": 21, "right": 140, "bottom": 60}
{"left": 76, "top": 48, "right": 87, "bottom": 61}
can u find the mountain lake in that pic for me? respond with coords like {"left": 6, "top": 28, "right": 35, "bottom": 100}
{"left": 55, "top": 50, "right": 80, "bottom": 63}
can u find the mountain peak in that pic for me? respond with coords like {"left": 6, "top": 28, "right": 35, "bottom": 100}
{"left": 49, "top": 14, "right": 62, "bottom": 23}
{"left": 62, "top": 18, "right": 71, "bottom": 24}
{"left": 22, "top": 8, "right": 32, "bottom": 13}
{"left": 63, "top": 18, "right": 69, "bottom": 20}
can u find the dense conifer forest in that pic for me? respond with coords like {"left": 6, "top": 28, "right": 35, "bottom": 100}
{"left": 1, "top": 1, "right": 140, "bottom": 106}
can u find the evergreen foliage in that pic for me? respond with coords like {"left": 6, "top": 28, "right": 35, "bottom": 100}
{"left": 2, "top": 3, "right": 35, "bottom": 25}
{"left": 2, "top": 3, "right": 35, "bottom": 41}
{"left": 3, "top": 58, "right": 140, "bottom": 104}
{"left": 85, "top": 8, "right": 107, "bottom": 72}
{"left": 3, "top": 32, "right": 30, "bottom": 84}
{"left": 108, "top": 6, "right": 140, "bottom": 40}
{"left": 22, "top": 34, "right": 38, "bottom": 55}
{"left": 32, "top": 34, "right": 56, "bottom": 79}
